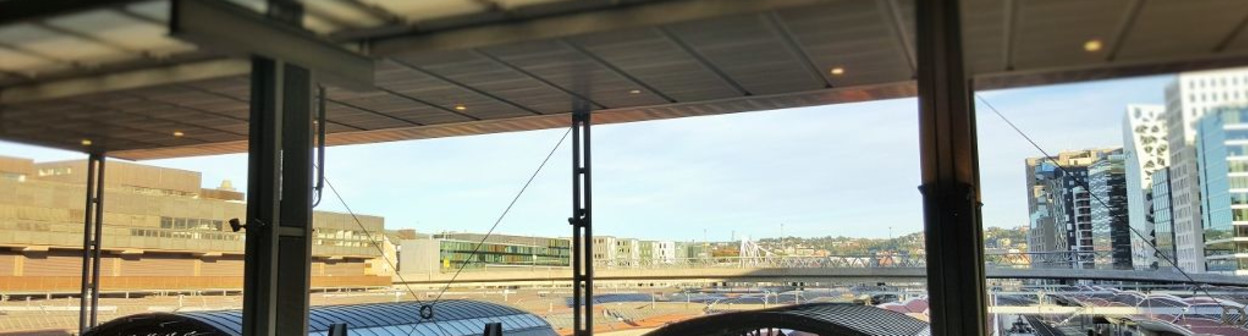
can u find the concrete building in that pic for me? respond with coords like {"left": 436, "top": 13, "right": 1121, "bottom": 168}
{"left": 1151, "top": 169, "right": 1178, "bottom": 270}
{"left": 397, "top": 233, "right": 570, "bottom": 273}
{"left": 1026, "top": 149, "right": 1118, "bottom": 268}
{"left": 613, "top": 238, "right": 641, "bottom": 266}
{"left": 1196, "top": 107, "right": 1248, "bottom": 274}
{"left": 1122, "top": 104, "right": 1169, "bottom": 269}
{"left": 0, "top": 156, "right": 390, "bottom": 293}
{"left": 640, "top": 241, "right": 676, "bottom": 264}
{"left": 1089, "top": 149, "right": 1131, "bottom": 269}
{"left": 591, "top": 236, "right": 617, "bottom": 262}
{"left": 1163, "top": 67, "right": 1248, "bottom": 273}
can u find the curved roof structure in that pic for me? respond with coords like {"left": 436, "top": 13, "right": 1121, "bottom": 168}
{"left": 644, "top": 303, "right": 928, "bottom": 336}
{"left": 84, "top": 300, "right": 557, "bottom": 336}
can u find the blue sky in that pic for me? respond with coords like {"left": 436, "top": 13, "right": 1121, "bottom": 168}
{"left": 0, "top": 74, "right": 1173, "bottom": 241}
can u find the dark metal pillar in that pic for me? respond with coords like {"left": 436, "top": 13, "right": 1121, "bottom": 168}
{"left": 89, "top": 155, "right": 104, "bottom": 327}
{"left": 242, "top": 58, "right": 315, "bottom": 336}
{"left": 242, "top": 2, "right": 314, "bottom": 335}
{"left": 569, "top": 102, "right": 594, "bottom": 336}
{"left": 78, "top": 153, "right": 105, "bottom": 334}
{"left": 916, "top": 0, "right": 987, "bottom": 334}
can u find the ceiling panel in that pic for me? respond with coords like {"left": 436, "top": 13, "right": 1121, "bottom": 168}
{"left": 664, "top": 13, "right": 824, "bottom": 95}
{"left": 0, "top": 46, "right": 55, "bottom": 72}
{"left": 396, "top": 49, "right": 586, "bottom": 114}
{"left": 124, "top": 0, "right": 171, "bottom": 23}
{"left": 960, "top": 0, "right": 1004, "bottom": 74}
{"left": 571, "top": 28, "right": 742, "bottom": 103}
{"left": 479, "top": 40, "right": 669, "bottom": 108}
{"left": 362, "top": 0, "right": 485, "bottom": 22}
{"left": 45, "top": 10, "right": 194, "bottom": 56}
{"left": 1012, "top": 0, "right": 1130, "bottom": 70}
{"left": 0, "top": 23, "right": 130, "bottom": 66}
{"left": 304, "top": 0, "right": 385, "bottom": 27}
{"left": 325, "top": 102, "right": 411, "bottom": 130}
{"left": 372, "top": 60, "right": 536, "bottom": 120}
{"left": 1117, "top": 0, "right": 1248, "bottom": 60}
{"left": 777, "top": 1, "right": 911, "bottom": 87}
{"left": 329, "top": 91, "right": 469, "bottom": 125}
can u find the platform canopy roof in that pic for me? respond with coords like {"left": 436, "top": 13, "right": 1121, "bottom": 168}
{"left": 1, "top": 0, "right": 1246, "bottom": 160}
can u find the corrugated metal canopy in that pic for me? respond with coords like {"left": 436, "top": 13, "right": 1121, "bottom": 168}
{"left": 645, "top": 303, "right": 930, "bottom": 336}
{"left": 84, "top": 300, "right": 558, "bottom": 336}
{"left": 1, "top": 0, "right": 1247, "bottom": 159}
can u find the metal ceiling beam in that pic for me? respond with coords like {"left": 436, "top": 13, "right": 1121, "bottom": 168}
{"left": 1001, "top": 0, "right": 1017, "bottom": 71}
{"left": 761, "top": 12, "right": 833, "bottom": 88}
{"left": 1215, "top": 12, "right": 1248, "bottom": 53}
{"left": 174, "top": 83, "right": 370, "bottom": 131}
{"left": 0, "top": 59, "right": 249, "bottom": 105}
{"left": 113, "top": 7, "right": 164, "bottom": 25}
{"left": 329, "top": 0, "right": 403, "bottom": 24}
{"left": 0, "top": 115, "right": 167, "bottom": 149}
{"left": 70, "top": 98, "right": 247, "bottom": 138}
{"left": 0, "top": 0, "right": 143, "bottom": 26}
{"left": 878, "top": 0, "right": 917, "bottom": 76}
{"left": 473, "top": 49, "right": 609, "bottom": 109}
{"left": 1104, "top": 0, "right": 1145, "bottom": 62}
{"left": 0, "top": 42, "right": 72, "bottom": 65}
{"left": 653, "top": 27, "right": 751, "bottom": 96}
{"left": 33, "top": 22, "right": 146, "bottom": 56}
{"left": 169, "top": 0, "right": 375, "bottom": 90}
{"left": 390, "top": 59, "right": 544, "bottom": 116}
{"left": 327, "top": 98, "right": 423, "bottom": 126}
{"left": 373, "top": 86, "right": 482, "bottom": 121}
{"left": 559, "top": 39, "right": 677, "bottom": 103}
{"left": 369, "top": 0, "right": 833, "bottom": 56}
{"left": 301, "top": 5, "right": 363, "bottom": 30}
{"left": 975, "top": 51, "right": 1248, "bottom": 91}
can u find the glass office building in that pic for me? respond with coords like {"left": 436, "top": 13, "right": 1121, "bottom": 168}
{"left": 434, "top": 233, "right": 571, "bottom": 269}
{"left": 1151, "top": 168, "right": 1178, "bottom": 269}
{"left": 1089, "top": 149, "right": 1131, "bottom": 269}
{"left": 1196, "top": 106, "right": 1248, "bottom": 273}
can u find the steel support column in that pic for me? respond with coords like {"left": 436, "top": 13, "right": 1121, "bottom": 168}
{"left": 241, "top": 2, "right": 315, "bottom": 335}
{"left": 242, "top": 57, "right": 315, "bottom": 336}
{"left": 569, "top": 102, "right": 593, "bottom": 336}
{"left": 916, "top": 0, "right": 987, "bottom": 334}
{"left": 77, "top": 153, "right": 105, "bottom": 334}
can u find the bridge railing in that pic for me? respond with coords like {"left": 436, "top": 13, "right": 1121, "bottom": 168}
{"left": 442, "top": 251, "right": 1122, "bottom": 273}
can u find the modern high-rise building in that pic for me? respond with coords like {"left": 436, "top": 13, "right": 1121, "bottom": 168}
{"left": 1151, "top": 168, "right": 1178, "bottom": 270}
{"left": 1196, "top": 107, "right": 1248, "bottom": 274}
{"left": 1025, "top": 149, "right": 1118, "bottom": 268}
{"left": 1163, "top": 67, "right": 1248, "bottom": 273}
{"left": 1026, "top": 159, "right": 1066, "bottom": 258}
{"left": 1089, "top": 149, "right": 1131, "bottom": 269}
{"left": 1122, "top": 104, "right": 1168, "bottom": 269}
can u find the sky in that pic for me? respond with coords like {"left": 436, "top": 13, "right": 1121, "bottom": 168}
{"left": 0, "top": 74, "right": 1174, "bottom": 241}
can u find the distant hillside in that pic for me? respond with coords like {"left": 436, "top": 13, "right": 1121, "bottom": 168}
{"left": 756, "top": 226, "right": 1027, "bottom": 256}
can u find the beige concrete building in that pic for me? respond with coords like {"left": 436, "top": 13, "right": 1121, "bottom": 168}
{"left": 0, "top": 156, "right": 391, "bottom": 293}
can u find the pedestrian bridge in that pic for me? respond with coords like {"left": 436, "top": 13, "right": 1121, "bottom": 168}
{"left": 394, "top": 254, "right": 1248, "bottom": 287}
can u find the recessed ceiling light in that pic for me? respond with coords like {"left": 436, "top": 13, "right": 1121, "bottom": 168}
{"left": 172, "top": 131, "right": 184, "bottom": 137}
{"left": 1084, "top": 39, "right": 1103, "bottom": 52}
{"left": 629, "top": 89, "right": 642, "bottom": 94}
{"left": 454, "top": 104, "right": 467, "bottom": 111}
{"left": 830, "top": 67, "right": 845, "bottom": 76}
{"left": 80, "top": 139, "right": 92, "bottom": 146}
